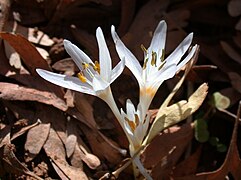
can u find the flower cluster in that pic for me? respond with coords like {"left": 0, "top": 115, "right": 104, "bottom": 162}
{"left": 36, "top": 20, "right": 197, "bottom": 179}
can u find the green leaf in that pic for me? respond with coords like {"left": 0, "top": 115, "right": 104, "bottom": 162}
{"left": 194, "top": 119, "right": 209, "bottom": 143}
{"left": 216, "top": 143, "right": 227, "bottom": 153}
{"left": 209, "top": 136, "right": 220, "bottom": 146}
{"left": 213, "top": 92, "right": 230, "bottom": 110}
{"left": 145, "top": 83, "right": 208, "bottom": 144}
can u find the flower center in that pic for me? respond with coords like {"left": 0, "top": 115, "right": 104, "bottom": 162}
{"left": 77, "top": 61, "right": 100, "bottom": 83}
{"left": 124, "top": 114, "right": 140, "bottom": 132}
{"left": 141, "top": 45, "right": 166, "bottom": 70}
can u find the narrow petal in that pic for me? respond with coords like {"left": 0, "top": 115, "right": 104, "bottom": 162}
{"left": 148, "top": 20, "right": 167, "bottom": 54}
{"left": 126, "top": 99, "right": 135, "bottom": 118}
{"left": 96, "top": 27, "right": 112, "bottom": 82}
{"left": 176, "top": 44, "right": 197, "bottom": 70}
{"left": 36, "top": 69, "right": 96, "bottom": 96}
{"left": 165, "top": 33, "right": 193, "bottom": 65}
{"left": 111, "top": 25, "right": 143, "bottom": 85}
{"left": 152, "top": 64, "right": 177, "bottom": 82}
{"left": 63, "top": 40, "right": 94, "bottom": 70}
{"left": 110, "top": 58, "right": 125, "bottom": 83}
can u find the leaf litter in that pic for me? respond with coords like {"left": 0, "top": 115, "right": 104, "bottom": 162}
{"left": 0, "top": 0, "right": 241, "bottom": 179}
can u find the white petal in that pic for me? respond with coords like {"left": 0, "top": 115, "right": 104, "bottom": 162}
{"left": 152, "top": 64, "right": 176, "bottom": 81}
{"left": 148, "top": 20, "right": 167, "bottom": 54}
{"left": 92, "top": 75, "right": 110, "bottom": 93}
{"left": 126, "top": 99, "right": 135, "bottom": 119}
{"left": 111, "top": 25, "right": 143, "bottom": 86}
{"left": 36, "top": 69, "right": 96, "bottom": 96}
{"left": 110, "top": 58, "right": 125, "bottom": 83}
{"left": 165, "top": 33, "right": 193, "bottom": 65}
{"left": 96, "top": 27, "right": 112, "bottom": 82}
{"left": 63, "top": 40, "right": 94, "bottom": 70}
{"left": 176, "top": 44, "right": 198, "bottom": 70}
{"left": 151, "top": 64, "right": 177, "bottom": 89}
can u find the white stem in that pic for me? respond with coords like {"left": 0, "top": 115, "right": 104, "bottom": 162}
{"left": 132, "top": 154, "right": 153, "bottom": 180}
{"left": 100, "top": 87, "right": 133, "bottom": 145}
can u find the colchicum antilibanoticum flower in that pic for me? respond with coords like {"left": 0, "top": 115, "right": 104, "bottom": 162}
{"left": 36, "top": 21, "right": 197, "bottom": 180}
{"left": 111, "top": 20, "right": 197, "bottom": 114}
{"left": 36, "top": 27, "right": 126, "bottom": 130}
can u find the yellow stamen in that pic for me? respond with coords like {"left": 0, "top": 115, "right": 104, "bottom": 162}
{"left": 158, "top": 61, "right": 166, "bottom": 71}
{"left": 151, "top": 51, "right": 157, "bottom": 66}
{"left": 77, "top": 72, "right": 87, "bottom": 83}
{"left": 141, "top": 44, "right": 148, "bottom": 54}
{"left": 124, "top": 117, "right": 136, "bottom": 132}
{"left": 82, "top": 63, "right": 89, "bottom": 69}
{"left": 143, "top": 58, "right": 148, "bottom": 69}
{"left": 160, "top": 49, "right": 165, "bottom": 62}
{"left": 94, "top": 61, "right": 100, "bottom": 74}
{"left": 134, "top": 114, "right": 139, "bottom": 127}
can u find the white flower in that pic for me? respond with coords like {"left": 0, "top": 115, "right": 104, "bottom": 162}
{"left": 36, "top": 27, "right": 125, "bottom": 100}
{"left": 111, "top": 20, "right": 197, "bottom": 112}
{"left": 120, "top": 99, "right": 149, "bottom": 150}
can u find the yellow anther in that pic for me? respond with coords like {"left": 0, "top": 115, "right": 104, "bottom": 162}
{"left": 124, "top": 117, "right": 136, "bottom": 132}
{"left": 158, "top": 61, "right": 166, "bottom": 71}
{"left": 141, "top": 44, "right": 148, "bottom": 54}
{"left": 82, "top": 63, "right": 89, "bottom": 69}
{"left": 151, "top": 51, "right": 157, "bottom": 66}
{"left": 94, "top": 61, "right": 100, "bottom": 74}
{"left": 77, "top": 72, "right": 87, "bottom": 83}
{"left": 134, "top": 114, "right": 140, "bottom": 127}
{"left": 143, "top": 58, "right": 148, "bottom": 70}
{"left": 160, "top": 49, "right": 165, "bottom": 62}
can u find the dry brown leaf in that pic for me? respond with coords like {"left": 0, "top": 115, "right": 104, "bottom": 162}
{"left": 52, "top": 58, "right": 78, "bottom": 76}
{"left": 172, "top": 146, "right": 202, "bottom": 177}
{"left": 220, "top": 88, "right": 241, "bottom": 107}
{"left": 228, "top": 0, "right": 241, "bottom": 17}
{"left": 0, "top": 82, "right": 67, "bottom": 111}
{"left": 0, "top": 32, "right": 50, "bottom": 75}
{"left": 51, "top": 158, "right": 88, "bottom": 180}
{"left": 0, "top": 124, "right": 11, "bottom": 148}
{"left": 24, "top": 123, "right": 51, "bottom": 162}
{"left": 141, "top": 123, "right": 194, "bottom": 179}
{"left": 2, "top": 144, "right": 43, "bottom": 180}
{"left": 44, "top": 128, "right": 88, "bottom": 179}
{"left": 228, "top": 72, "right": 241, "bottom": 94}
{"left": 74, "top": 92, "right": 97, "bottom": 128}
{"left": 11, "top": 120, "right": 41, "bottom": 141}
{"left": 80, "top": 125, "right": 123, "bottom": 165}
{"left": 69, "top": 144, "right": 84, "bottom": 168}
{"left": 220, "top": 41, "right": 241, "bottom": 65}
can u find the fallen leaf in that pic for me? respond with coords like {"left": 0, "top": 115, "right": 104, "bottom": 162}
{"left": 141, "top": 123, "right": 194, "bottom": 179}
{"left": 228, "top": 72, "right": 241, "bottom": 94}
{"left": 44, "top": 128, "right": 88, "bottom": 179}
{"left": 220, "top": 87, "right": 241, "bottom": 107}
{"left": 0, "top": 82, "right": 68, "bottom": 111}
{"left": 80, "top": 125, "right": 123, "bottom": 165}
{"left": 24, "top": 123, "right": 51, "bottom": 162}
{"left": 172, "top": 146, "right": 202, "bottom": 177}
{"left": 228, "top": 0, "right": 241, "bottom": 17}
{"left": 2, "top": 144, "right": 43, "bottom": 180}
{"left": 0, "top": 32, "right": 50, "bottom": 75}
{"left": 220, "top": 41, "right": 241, "bottom": 65}
{"left": 11, "top": 119, "right": 41, "bottom": 141}
{"left": 0, "top": 124, "right": 11, "bottom": 148}
{"left": 52, "top": 58, "right": 78, "bottom": 76}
